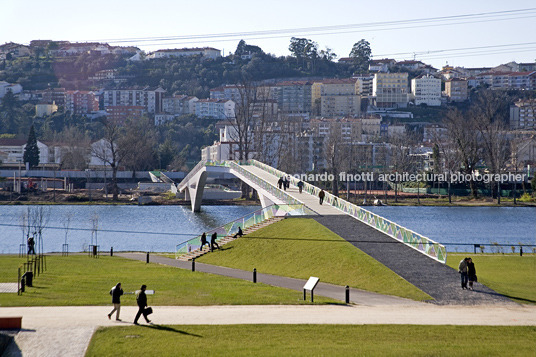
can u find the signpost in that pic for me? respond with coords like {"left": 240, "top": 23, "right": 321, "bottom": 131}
{"left": 303, "top": 277, "right": 320, "bottom": 302}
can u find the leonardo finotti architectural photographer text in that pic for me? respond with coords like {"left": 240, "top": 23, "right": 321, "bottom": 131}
{"left": 291, "top": 172, "right": 527, "bottom": 184}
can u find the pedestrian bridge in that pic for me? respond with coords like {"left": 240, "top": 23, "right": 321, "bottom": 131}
{"left": 177, "top": 159, "right": 447, "bottom": 263}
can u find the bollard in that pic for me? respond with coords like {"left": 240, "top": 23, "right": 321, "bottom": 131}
{"left": 20, "top": 277, "right": 25, "bottom": 293}
{"left": 520, "top": 247, "right": 523, "bottom": 256}
{"left": 146, "top": 252, "right": 149, "bottom": 264}
{"left": 192, "top": 258, "right": 195, "bottom": 272}
{"left": 345, "top": 285, "right": 350, "bottom": 304}
{"left": 253, "top": 268, "right": 257, "bottom": 283}
{"left": 110, "top": 247, "right": 113, "bottom": 257}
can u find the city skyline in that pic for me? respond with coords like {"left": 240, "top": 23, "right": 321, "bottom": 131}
{"left": 2, "top": 0, "right": 536, "bottom": 69}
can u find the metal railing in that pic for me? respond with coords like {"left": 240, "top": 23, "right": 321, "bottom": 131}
{"left": 175, "top": 204, "right": 315, "bottom": 258}
{"left": 229, "top": 161, "right": 302, "bottom": 205}
{"left": 177, "top": 160, "right": 230, "bottom": 191}
{"left": 246, "top": 159, "right": 448, "bottom": 263}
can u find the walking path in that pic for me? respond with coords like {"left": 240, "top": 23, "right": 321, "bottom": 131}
{"left": 2, "top": 304, "right": 535, "bottom": 356}
{"left": 118, "top": 252, "right": 419, "bottom": 306}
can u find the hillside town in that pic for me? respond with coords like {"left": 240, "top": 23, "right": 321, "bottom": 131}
{"left": 0, "top": 39, "right": 535, "bottom": 202}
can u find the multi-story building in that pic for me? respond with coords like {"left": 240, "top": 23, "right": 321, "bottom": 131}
{"left": 311, "top": 79, "right": 361, "bottom": 117}
{"left": 275, "top": 81, "right": 312, "bottom": 113}
{"left": 444, "top": 79, "right": 468, "bottom": 102}
{"left": 353, "top": 74, "right": 374, "bottom": 96}
{"left": 40, "top": 88, "right": 66, "bottom": 108}
{"left": 372, "top": 72, "right": 409, "bottom": 108}
{"left": 162, "top": 94, "right": 198, "bottom": 115}
{"left": 105, "top": 106, "right": 145, "bottom": 126}
{"left": 411, "top": 75, "right": 441, "bottom": 106}
{"left": 474, "top": 71, "right": 536, "bottom": 90}
{"left": 148, "top": 47, "right": 221, "bottom": 60}
{"left": 210, "top": 85, "right": 243, "bottom": 102}
{"left": 102, "top": 87, "right": 165, "bottom": 114}
{"left": 510, "top": 99, "right": 536, "bottom": 129}
{"left": 310, "top": 117, "right": 363, "bottom": 142}
{"left": 194, "top": 99, "right": 235, "bottom": 120}
{"left": 65, "top": 91, "right": 99, "bottom": 114}
{"left": 368, "top": 58, "right": 396, "bottom": 73}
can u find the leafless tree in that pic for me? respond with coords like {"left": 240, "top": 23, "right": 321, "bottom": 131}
{"left": 432, "top": 127, "right": 460, "bottom": 204}
{"left": 472, "top": 91, "right": 511, "bottom": 203}
{"left": 59, "top": 126, "right": 91, "bottom": 170}
{"left": 389, "top": 132, "right": 418, "bottom": 203}
{"left": 444, "top": 108, "right": 482, "bottom": 198}
{"left": 91, "top": 122, "right": 129, "bottom": 201}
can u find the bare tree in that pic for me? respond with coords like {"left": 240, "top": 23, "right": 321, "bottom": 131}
{"left": 444, "top": 108, "right": 482, "bottom": 198}
{"left": 91, "top": 122, "right": 129, "bottom": 201}
{"left": 389, "top": 132, "right": 418, "bottom": 203}
{"left": 120, "top": 117, "right": 158, "bottom": 177}
{"left": 59, "top": 126, "right": 91, "bottom": 170}
{"left": 432, "top": 127, "right": 460, "bottom": 204}
{"left": 472, "top": 91, "right": 511, "bottom": 203}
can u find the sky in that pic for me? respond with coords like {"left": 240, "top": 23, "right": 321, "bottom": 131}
{"left": 2, "top": 0, "right": 536, "bottom": 69}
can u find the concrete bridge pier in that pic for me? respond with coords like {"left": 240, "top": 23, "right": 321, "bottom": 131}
{"left": 184, "top": 171, "right": 208, "bottom": 212}
{"left": 257, "top": 192, "right": 275, "bottom": 208}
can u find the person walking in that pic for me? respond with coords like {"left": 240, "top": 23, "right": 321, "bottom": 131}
{"left": 211, "top": 232, "right": 220, "bottom": 251}
{"left": 458, "top": 257, "right": 468, "bottom": 290}
{"left": 133, "top": 284, "right": 151, "bottom": 325}
{"left": 27, "top": 236, "right": 35, "bottom": 255}
{"left": 467, "top": 257, "right": 477, "bottom": 290}
{"left": 297, "top": 180, "right": 304, "bottom": 193}
{"left": 285, "top": 176, "right": 290, "bottom": 190}
{"left": 278, "top": 177, "right": 283, "bottom": 189}
{"left": 108, "top": 282, "right": 123, "bottom": 321}
{"left": 200, "top": 232, "right": 210, "bottom": 250}
{"left": 282, "top": 177, "right": 287, "bottom": 191}
{"left": 319, "top": 189, "right": 325, "bottom": 205}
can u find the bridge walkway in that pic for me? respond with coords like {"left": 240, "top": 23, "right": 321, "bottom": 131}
{"left": 239, "top": 164, "right": 514, "bottom": 305}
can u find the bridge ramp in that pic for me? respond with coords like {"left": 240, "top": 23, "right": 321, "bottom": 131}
{"left": 239, "top": 165, "right": 341, "bottom": 215}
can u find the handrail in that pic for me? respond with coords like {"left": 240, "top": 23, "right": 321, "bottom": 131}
{"left": 245, "top": 159, "right": 448, "bottom": 263}
{"left": 175, "top": 204, "right": 315, "bottom": 258}
{"left": 229, "top": 161, "right": 302, "bottom": 205}
{"left": 177, "top": 160, "right": 230, "bottom": 191}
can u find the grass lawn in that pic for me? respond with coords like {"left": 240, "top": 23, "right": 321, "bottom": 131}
{"left": 0, "top": 255, "right": 335, "bottom": 307}
{"left": 197, "top": 218, "right": 431, "bottom": 301}
{"left": 447, "top": 253, "right": 536, "bottom": 305}
{"left": 86, "top": 324, "right": 536, "bottom": 357}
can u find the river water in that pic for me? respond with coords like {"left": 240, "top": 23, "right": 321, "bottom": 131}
{"left": 366, "top": 206, "right": 536, "bottom": 252}
{"left": 0, "top": 205, "right": 260, "bottom": 254}
{"left": 0, "top": 205, "right": 534, "bottom": 254}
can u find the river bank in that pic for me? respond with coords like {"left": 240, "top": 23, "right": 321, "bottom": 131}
{"left": 1, "top": 189, "right": 535, "bottom": 207}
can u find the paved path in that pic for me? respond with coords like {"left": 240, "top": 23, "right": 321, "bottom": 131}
{"left": 118, "top": 253, "right": 419, "bottom": 306}
{"left": 2, "top": 304, "right": 535, "bottom": 356}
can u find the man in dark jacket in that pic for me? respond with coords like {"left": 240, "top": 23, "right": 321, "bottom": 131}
{"left": 108, "top": 282, "right": 123, "bottom": 321}
{"left": 134, "top": 284, "right": 151, "bottom": 325}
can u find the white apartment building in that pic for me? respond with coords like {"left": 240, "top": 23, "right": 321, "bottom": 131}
{"left": 444, "top": 79, "right": 468, "bottom": 102}
{"left": 195, "top": 99, "right": 235, "bottom": 120}
{"left": 372, "top": 73, "right": 409, "bottom": 109}
{"left": 311, "top": 79, "right": 361, "bottom": 117}
{"left": 411, "top": 75, "right": 441, "bottom": 106}
{"left": 162, "top": 95, "right": 198, "bottom": 115}
{"left": 148, "top": 47, "right": 221, "bottom": 60}
{"left": 103, "top": 87, "right": 165, "bottom": 113}
{"left": 510, "top": 99, "right": 536, "bottom": 129}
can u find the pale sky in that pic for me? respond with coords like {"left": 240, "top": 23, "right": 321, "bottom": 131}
{"left": 2, "top": 0, "right": 536, "bottom": 69}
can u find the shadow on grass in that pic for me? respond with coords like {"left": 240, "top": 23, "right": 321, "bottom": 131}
{"left": 142, "top": 324, "right": 202, "bottom": 337}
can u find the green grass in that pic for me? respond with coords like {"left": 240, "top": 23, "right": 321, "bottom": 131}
{"left": 447, "top": 253, "right": 536, "bottom": 305}
{"left": 0, "top": 255, "right": 335, "bottom": 307}
{"left": 197, "top": 218, "right": 431, "bottom": 301}
{"left": 86, "top": 324, "right": 536, "bottom": 357}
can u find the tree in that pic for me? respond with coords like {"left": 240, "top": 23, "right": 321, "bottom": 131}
{"left": 444, "top": 108, "right": 482, "bottom": 198}
{"left": 319, "top": 47, "right": 337, "bottom": 61}
{"left": 120, "top": 117, "right": 158, "bottom": 175}
{"left": 91, "top": 122, "right": 128, "bottom": 201}
{"left": 59, "top": 126, "right": 90, "bottom": 169}
{"left": 288, "top": 37, "right": 318, "bottom": 70}
{"left": 23, "top": 125, "right": 40, "bottom": 168}
{"left": 349, "top": 39, "right": 371, "bottom": 73}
